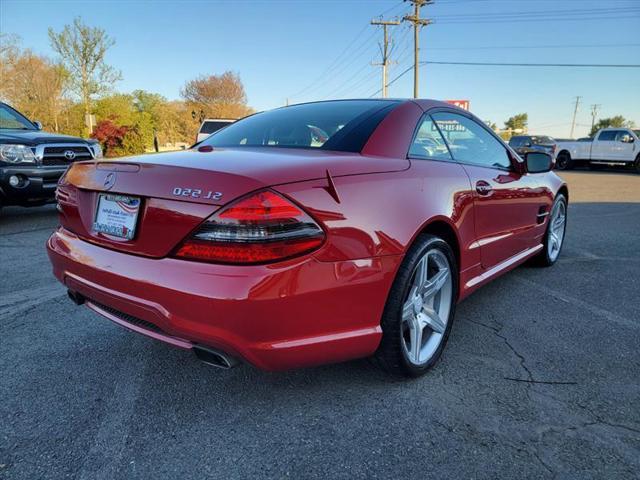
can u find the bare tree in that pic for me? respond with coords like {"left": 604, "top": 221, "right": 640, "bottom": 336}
{"left": 181, "top": 71, "right": 251, "bottom": 119}
{"left": 1, "top": 36, "right": 69, "bottom": 131}
{"left": 49, "top": 17, "right": 121, "bottom": 135}
{"left": 0, "top": 33, "right": 22, "bottom": 100}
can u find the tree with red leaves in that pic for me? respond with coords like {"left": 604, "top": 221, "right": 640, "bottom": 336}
{"left": 91, "top": 120, "right": 128, "bottom": 157}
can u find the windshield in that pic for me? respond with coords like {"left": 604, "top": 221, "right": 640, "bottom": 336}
{"left": 634, "top": 130, "right": 640, "bottom": 137}
{"left": 200, "top": 120, "right": 233, "bottom": 135}
{"left": 0, "top": 103, "right": 36, "bottom": 130}
{"left": 201, "top": 100, "right": 398, "bottom": 152}
{"left": 531, "top": 136, "right": 555, "bottom": 144}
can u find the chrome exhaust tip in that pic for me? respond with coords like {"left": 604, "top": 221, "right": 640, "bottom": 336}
{"left": 193, "top": 345, "right": 240, "bottom": 369}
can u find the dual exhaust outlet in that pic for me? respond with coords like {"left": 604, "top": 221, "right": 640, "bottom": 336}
{"left": 67, "top": 289, "right": 239, "bottom": 369}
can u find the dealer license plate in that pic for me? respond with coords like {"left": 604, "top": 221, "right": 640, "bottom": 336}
{"left": 93, "top": 194, "right": 141, "bottom": 240}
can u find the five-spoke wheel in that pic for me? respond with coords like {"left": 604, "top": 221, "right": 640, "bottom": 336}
{"left": 401, "top": 249, "right": 452, "bottom": 366}
{"left": 532, "top": 193, "right": 568, "bottom": 267}
{"left": 375, "top": 234, "right": 457, "bottom": 377}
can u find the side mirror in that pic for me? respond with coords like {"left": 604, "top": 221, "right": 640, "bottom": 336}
{"left": 620, "top": 134, "right": 634, "bottom": 143}
{"left": 525, "top": 151, "right": 553, "bottom": 174}
{"left": 33, "top": 121, "right": 43, "bottom": 130}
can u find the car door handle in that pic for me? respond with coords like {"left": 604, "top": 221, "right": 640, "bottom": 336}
{"left": 475, "top": 181, "right": 493, "bottom": 196}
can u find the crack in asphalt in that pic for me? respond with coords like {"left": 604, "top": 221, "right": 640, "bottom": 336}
{"left": 466, "top": 318, "right": 535, "bottom": 382}
{"left": 503, "top": 377, "right": 578, "bottom": 385}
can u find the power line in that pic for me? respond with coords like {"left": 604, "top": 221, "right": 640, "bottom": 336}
{"left": 287, "top": 1, "right": 407, "bottom": 102}
{"left": 423, "top": 61, "right": 640, "bottom": 68}
{"left": 434, "top": 11, "right": 640, "bottom": 24}
{"left": 425, "top": 43, "right": 640, "bottom": 51}
{"left": 287, "top": 23, "right": 371, "bottom": 100}
{"left": 433, "top": 6, "right": 639, "bottom": 19}
{"left": 369, "top": 60, "right": 640, "bottom": 97}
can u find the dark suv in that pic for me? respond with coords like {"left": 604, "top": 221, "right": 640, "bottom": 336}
{"left": 0, "top": 102, "right": 101, "bottom": 211}
{"left": 508, "top": 135, "right": 557, "bottom": 158}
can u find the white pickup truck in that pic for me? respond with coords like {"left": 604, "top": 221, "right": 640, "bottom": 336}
{"left": 555, "top": 127, "right": 640, "bottom": 173}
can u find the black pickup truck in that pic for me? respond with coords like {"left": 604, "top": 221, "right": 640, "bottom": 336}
{"left": 0, "top": 102, "right": 101, "bottom": 211}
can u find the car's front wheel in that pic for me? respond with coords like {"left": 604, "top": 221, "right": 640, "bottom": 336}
{"left": 633, "top": 154, "right": 640, "bottom": 174}
{"left": 375, "top": 234, "right": 458, "bottom": 377}
{"left": 556, "top": 152, "right": 572, "bottom": 170}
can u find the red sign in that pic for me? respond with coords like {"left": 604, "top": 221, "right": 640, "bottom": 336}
{"left": 445, "top": 100, "right": 470, "bottom": 111}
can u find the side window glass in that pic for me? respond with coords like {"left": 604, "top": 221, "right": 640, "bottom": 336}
{"left": 598, "top": 130, "right": 616, "bottom": 141}
{"left": 615, "top": 131, "right": 632, "bottom": 143}
{"left": 408, "top": 115, "right": 452, "bottom": 161}
{"left": 432, "top": 112, "right": 511, "bottom": 169}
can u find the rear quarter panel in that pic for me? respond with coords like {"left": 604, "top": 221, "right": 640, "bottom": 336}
{"left": 557, "top": 141, "right": 592, "bottom": 160}
{"left": 274, "top": 160, "right": 478, "bottom": 286}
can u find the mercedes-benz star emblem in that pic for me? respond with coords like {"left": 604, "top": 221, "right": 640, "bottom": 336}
{"left": 103, "top": 172, "right": 116, "bottom": 190}
{"left": 64, "top": 150, "right": 76, "bottom": 160}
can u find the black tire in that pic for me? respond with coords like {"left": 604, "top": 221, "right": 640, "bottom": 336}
{"left": 555, "top": 151, "right": 572, "bottom": 170}
{"left": 532, "top": 193, "right": 568, "bottom": 267}
{"left": 633, "top": 154, "right": 640, "bottom": 174}
{"left": 374, "top": 234, "right": 458, "bottom": 377}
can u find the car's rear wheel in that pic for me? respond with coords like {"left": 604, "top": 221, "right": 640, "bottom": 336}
{"left": 532, "top": 193, "right": 567, "bottom": 267}
{"left": 556, "top": 152, "right": 572, "bottom": 170}
{"left": 375, "top": 234, "right": 457, "bottom": 377}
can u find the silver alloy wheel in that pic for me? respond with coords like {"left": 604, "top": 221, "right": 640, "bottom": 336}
{"left": 548, "top": 199, "right": 566, "bottom": 262}
{"left": 401, "top": 249, "right": 453, "bottom": 366}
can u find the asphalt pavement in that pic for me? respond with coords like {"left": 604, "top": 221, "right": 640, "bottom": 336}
{"left": 1, "top": 170, "right": 639, "bottom": 479}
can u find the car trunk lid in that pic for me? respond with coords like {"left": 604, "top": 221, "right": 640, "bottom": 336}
{"left": 57, "top": 147, "right": 408, "bottom": 258}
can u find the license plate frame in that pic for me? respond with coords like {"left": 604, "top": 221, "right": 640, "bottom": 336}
{"left": 93, "top": 193, "right": 141, "bottom": 240}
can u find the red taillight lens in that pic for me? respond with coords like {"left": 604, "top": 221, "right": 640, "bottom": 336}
{"left": 173, "top": 190, "right": 325, "bottom": 264}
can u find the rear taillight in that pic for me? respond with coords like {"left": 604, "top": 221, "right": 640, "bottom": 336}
{"left": 173, "top": 190, "right": 325, "bottom": 264}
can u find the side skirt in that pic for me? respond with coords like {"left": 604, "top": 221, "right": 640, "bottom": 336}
{"left": 464, "top": 244, "right": 543, "bottom": 291}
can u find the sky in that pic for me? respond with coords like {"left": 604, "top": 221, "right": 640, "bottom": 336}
{"left": 1, "top": 0, "right": 639, "bottom": 138}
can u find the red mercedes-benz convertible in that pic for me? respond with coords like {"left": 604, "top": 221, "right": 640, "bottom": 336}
{"left": 47, "top": 99, "right": 568, "bottom": 377}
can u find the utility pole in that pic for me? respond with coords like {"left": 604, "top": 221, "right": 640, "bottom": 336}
{"left": 403, "top": 0, "right": 433, "bottom": 98}
{"left": 371, "top": 18, "right": 400, "bottom": 98}
{"left": 590, "top": 104, "right": 601, "bottom": 134}
{"left": 569, "top": 96, "right": 582, "bottom": 139}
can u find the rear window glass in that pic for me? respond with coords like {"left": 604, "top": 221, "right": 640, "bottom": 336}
{"left": 201, "top": 100, "right": 398, "bottom": 152}
{"left": 200, "top": 121, "right": 233, "bottom": 135}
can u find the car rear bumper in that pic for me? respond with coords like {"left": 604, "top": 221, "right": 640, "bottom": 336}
{"left": 47, "top": 227, "right": 402, "bottom": 370}
{"left": 0, "top": 165, "right": 66, "bottom": 205}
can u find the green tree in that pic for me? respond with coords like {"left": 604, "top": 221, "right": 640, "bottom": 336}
{"left": 48, "top": 17, "right": 121, "bottom": 135}
{"left": 504, "top": 113, "right": 528, "bottom": 132}
{"left": 589, "top": 116, "right": 635, "bottom": 137}
{"left": 94, "top": 93, "right": 137, "bottom": 124}
{"left": 484, "top": 120, "right": 498, "bottom": 131}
